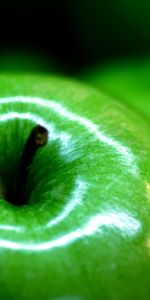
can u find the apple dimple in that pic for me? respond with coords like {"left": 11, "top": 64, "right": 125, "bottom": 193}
{"left": 0, "top": 97, "right": 92, "bottom": 239}
{"left": 4, "top": 124, "right": 49, "bottom": 206}
{"left": 0, "top": 114, "right": 78, "bottom": 209}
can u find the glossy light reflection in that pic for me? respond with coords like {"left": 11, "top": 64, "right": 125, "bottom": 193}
{"left": 46, "top": 177, "right": 89, "bottom": 228}
{"left": 0, "top": 210, "right": 141, "bottom": 251}
{"left": 0, "top": 225, "right": 23, "bottom": 232}
{"left": 0, "top": 96, "right": 138, "bottom": 175}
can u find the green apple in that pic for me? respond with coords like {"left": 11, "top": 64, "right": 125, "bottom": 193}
{"left": 0, "top": 73, "right": 150, "bottom": 299}
{"left": 81, "top": 57, "right": 150, "bottom": 119}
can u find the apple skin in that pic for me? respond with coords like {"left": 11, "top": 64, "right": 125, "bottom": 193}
{"left": 81, "top": 58, "right": 150, "bottom": 119}
{"left": 0, "top": 74, "right": 150, "bottom": 299}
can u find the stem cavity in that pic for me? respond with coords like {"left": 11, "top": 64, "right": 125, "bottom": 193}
{"left": 11, "top": 125, "right": 48, "bottom": 206}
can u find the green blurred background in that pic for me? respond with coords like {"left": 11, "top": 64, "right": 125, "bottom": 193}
{"left": 0, "top": 0, "right": 150, "bottom": 117}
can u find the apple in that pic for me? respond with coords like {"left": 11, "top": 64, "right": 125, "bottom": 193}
{"left": 81, "top": 57, "right": 150, "bottom": 119}
{"left": 0, "top": 73, "right": 150, "bottom": 300}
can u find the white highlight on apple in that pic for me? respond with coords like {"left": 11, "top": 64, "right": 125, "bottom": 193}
{"left": 0, "top": 96, "right": 138, "bottom": 175}
{"left": 46, "top": 177, "right": 89, "bottom": 228}
{"left": 0, "top": 210, "right": 141, "bottom": 251}
{"left": 0, "top": 225, "right": 23, "bottom": 232}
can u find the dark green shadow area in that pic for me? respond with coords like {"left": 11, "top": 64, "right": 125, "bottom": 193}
{"left": 0, "top": 50, "right": 61, "bottom": 75}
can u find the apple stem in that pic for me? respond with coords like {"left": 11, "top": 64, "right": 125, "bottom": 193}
{"left": 11, "top": 124, "right": 48, "bottom": 206}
